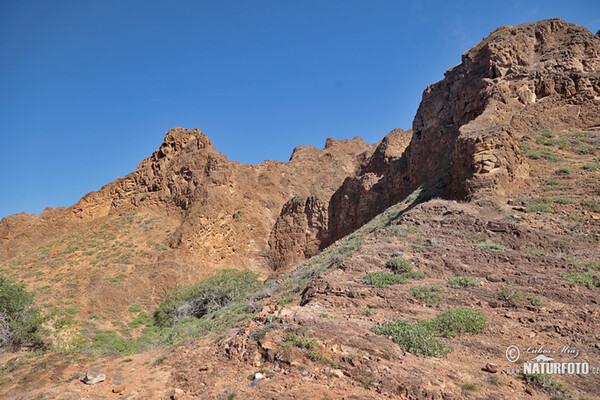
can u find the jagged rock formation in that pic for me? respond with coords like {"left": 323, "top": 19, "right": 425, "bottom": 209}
{"left": 0, "top": 128, "right": 373, "bottom": 271}
{"left": 318, "top": 18, "right": 600, "bottom": 246}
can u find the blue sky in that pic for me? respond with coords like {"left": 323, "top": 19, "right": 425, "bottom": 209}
{"left": 1, "top": 0, "right": 599, "bottom": 218}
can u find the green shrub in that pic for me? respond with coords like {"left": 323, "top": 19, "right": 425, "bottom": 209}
{"left": 251, "top": 323, "right": 277, "bottom": 341}
{"left": 154, "top": 269, "right": 262, "bottom": 327}
{"left": 428, "top": 308, "right": 486, "bottom": 336}
{"left": 128, "top": 304, "right": 142, "bottom": 313}
{"left": 385, "top": 257, "right": 413, "bottom": 273}
{"left": 497, "top": 285, "right": 543, "bottom": 307}
{"left": 522, "top": 247, "right": 545, "bottom": 255}
{"left": 475, "top": 242, "right": 506, "bottom": 252}
{"left": 361, "top": 307, "right": 378, "bottom": 316}
{"left": 527, "top": 203, "right": 553, "bottom": 213}
{"left": 373, "top": 321, "right": 450, "bottom": 357}
{"left": 575, "top": 145, "right": 595, "bottom": 154}
{"left": 554, "top": 198, "right": 575, "bottom": 204}
{"left": 362, "top": 272, "right": 406, "bottom": 288}
{"left": 526, "top": 151, "right": 562, "bottom": 162}
{"left": 410, "top": 285, "right": 443, "bottom": 305}
{"left": 447, "top": 277, "right": 480, "bottom": 289}
{"left": 0, "top": 276, "right": 43, "bottom": 350}
{"left": 128, "top": 312, "right": 152, "bottom": 328}
{"left": 582, "top": 164, "right": 598, "bottom": 171}
{"left": 522, "top": 374, "right": 568, "bottom": 395}
{"left": 546, "top": 179, "right": 560, "bottom": 185}
{"left": 563, "top": 271, "right": 600, "bottom": 287}
{"left": 373, "top": 308, "right": 485, "bottom": 357}
{"left": 402, "top": 270, "right": 426, "bottom": 280}
{"left": 555, "top": 168, "right": 571, "bottom": 175}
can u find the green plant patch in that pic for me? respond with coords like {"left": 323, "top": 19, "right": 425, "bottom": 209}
{"left": 410, "top": 285, "right": 443, "bottom": 305}
{"left": 563, "top": 271, "right": 600, "bottom": 287}
{"left": 497, "top": 285, "right": 543, "bottom": 307}
{"left": 362, "top": 272, "right": 407, "bottom": 288}
{"left": 447, "top": 276, "right": 480, "bottom": 289}
{"left": 385, "top": 257, "right": 413, "bottom": 273}
{"left": 475, "top": 241, "right": 506, "bottom": 252}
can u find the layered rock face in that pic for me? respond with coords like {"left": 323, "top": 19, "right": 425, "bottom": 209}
{"left": 319, "top": 18, "right": 600, "bottom": 246}
{"left": 0, "top": 128, "right": 373, "bottom": 271}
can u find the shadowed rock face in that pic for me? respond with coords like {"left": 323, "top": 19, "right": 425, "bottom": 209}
{"left": 2, "top": 19, "right": 599, "bottom": 272}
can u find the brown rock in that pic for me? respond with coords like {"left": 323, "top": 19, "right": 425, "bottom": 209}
{"left": 112, "top": 384, "right": 126, "bottom": 393}
{"left": 484, "top": 363, "right": 498, "bottom": 373}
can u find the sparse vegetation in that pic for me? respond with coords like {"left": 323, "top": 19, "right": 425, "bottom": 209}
{"left": 385, "top": 257, "right": 413, "bottom": 273}
{"left": 410, "top": 285, "right": 443, "bottom": 305}
{"left": 251, "top": 323, "right": 277, "bottom": 341}
{"left": 0, "top": 276, "right": 43, "bottom": 351}
{"left": 522, "top": 374, "right": 569, "bottom": 396}
{"left": 373, "top": 320, "right": 450, "bottom": 357}
{"left": 373, "top": 308, "right": 485, "bottom": 357}
{"left": 563, "top": 271, "right": 600, "bottom": 287}
{"left": 362, "top": 272, "right": 406, "bottom": 288}
{"left": 554, "top": 197, "right": 575, "bottom": 204}
{"left": 475, "top": 241, "right": 506, "bottom": 252}
{"left": 526, "top": 151, "right": 562, "bottom": 162}
{"left": 155, "top": 269, "right": 261, "bottom": 327}
{"left": 497, "top": 285, "right": 542, "bottom": 307}
{"left": 361, "top": 307, "right": 378, "bottom": 316}
{"left": 447, "top": 276, "right": 480, "bottom": 289}
{"left": 555, "top": 167, "right": 571, "bottom": 175}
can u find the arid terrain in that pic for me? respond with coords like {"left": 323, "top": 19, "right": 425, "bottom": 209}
{"left": 0, "top": 18, "right": 599, "bottom": 399}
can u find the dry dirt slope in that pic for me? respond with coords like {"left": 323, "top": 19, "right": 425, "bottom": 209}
{"left": 0, "top": 18, "right": 598, "bottom": 400}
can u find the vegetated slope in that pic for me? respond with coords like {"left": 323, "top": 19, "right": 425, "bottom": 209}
{"left": 0, "top": 18, "right": 599, "bottom": 400}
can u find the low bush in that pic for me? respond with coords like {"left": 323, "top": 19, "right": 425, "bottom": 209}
{"left": 373, "top": 308, "right": 486, "bottom": 357}
{"left": 385, "top": 257, "right": 413, "bottom": 273}
{"left": 154, "top": 269, "right": 262, "bottom": 327}
{"left": 475, "top": 241, "right": 506, "bottom": 252}
{"left": 447, "top": 276, "right": 480, "bottom": 289}
{"left": 373, "top": 321, "right": 450, "bottom": 357}
{"left": 563, "top": 271, "right": 600, "bottom": 287}
{"left": 497, "top": 285, "right": 542, "bottom": 307}
{"left": 410, "top": 285, "right": 443, "bottom": 305}
{"left": 362, "top": 272, "right": 406, "bottom": 288}
{"left": 0, "top": 276, "right": 43, "bottom": 351}
{"left": 428, "top": 308, "right": 486, "bottom": 336}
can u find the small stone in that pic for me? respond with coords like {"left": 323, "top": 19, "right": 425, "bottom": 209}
{"left": 171, "top": 388, "right": 185, "bottom": 400}
{"left": 330, "top": 369, "right": 344, "bottom": 378}
{"left": 112, "top": 384, "right": 126, "bottom": 393}
{"left": 254, "top": 372, "right": 264, "bottom": 381}
{"left": 484, "top": 363, "right": 498, "bottom": 373}
{"left": 81, "top": 371, "right": 106, "bottom": 385}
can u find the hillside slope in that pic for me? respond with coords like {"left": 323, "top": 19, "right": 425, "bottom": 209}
{"left": 0, "top": 18, "right": 599, "bottom": 400}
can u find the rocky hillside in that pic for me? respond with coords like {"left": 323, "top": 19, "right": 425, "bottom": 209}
{"left": 0, "top": 18, "right": 599, "bottom": 400}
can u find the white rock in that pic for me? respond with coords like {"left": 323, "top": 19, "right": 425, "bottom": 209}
{"left": 254, "top": 372, "right": 265, "bottom": 381}
{"left": 81, "top": 371, "right": 106, "bottom": 385}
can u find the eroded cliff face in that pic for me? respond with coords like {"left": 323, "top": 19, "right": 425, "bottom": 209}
{"left": 0, "top": 128, "right": 373, "bottom": 271}
{"left": 314, "top": 18, "right": 600, "bottom": 248}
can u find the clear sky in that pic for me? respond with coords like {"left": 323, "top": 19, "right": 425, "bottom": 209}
{"left": 1, "top": 0, "right": 599, "bottom": 219}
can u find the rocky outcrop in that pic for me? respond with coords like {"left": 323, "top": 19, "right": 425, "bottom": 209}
{"left": 0, "top": 128, "right": 373, "bottom": 271}
{"left": 320, "top": 18, "right": 600, "bottom": 245}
